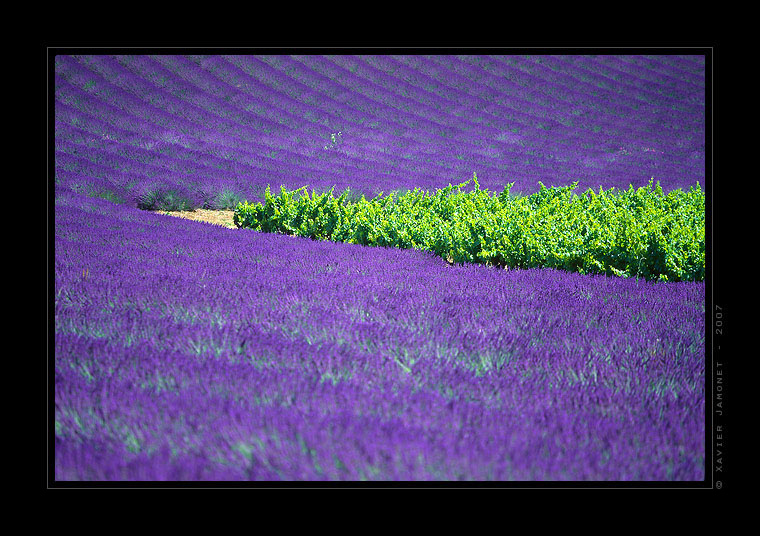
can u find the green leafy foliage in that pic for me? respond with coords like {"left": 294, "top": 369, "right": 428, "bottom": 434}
{"left": 234, "top": 174, "right": 705, "bottom": 282}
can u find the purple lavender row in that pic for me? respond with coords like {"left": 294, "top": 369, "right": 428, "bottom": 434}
{"left": 56, "top": 56, "right": 448, "bottom": 189}
{"left": 92, "top": 52, "right": 704, "bottom": 172}
{"left": 54, "top": 70, "right": 411, "bottom": 198}
{"left": 70, "top": 49, "right": 700, "bottom": 184}
{"left": 54, "top": 92, "right": 362, "bottom": 185}
{"left": 595, "top": 55, "right": 706, "bottom": 95}
{"left": 339, "top": 55, "right": 675, "bottom": 188}
{"left": 337, "top": 55, "right": 703, "bottom": 188}
{"left": 388, "top": 54, "right": 701, "bottom": 154}
{"left": 290, "top": 54, "right": 700, "bottom": 188}
{"left": 249, "top": 54, "right": 495, "bottom": 175}
{"left": 144, "top": 54, "right": 447, "bottom": 178}
{"left": 111, "top": 55, "right": 327, "bottom": 145}
{"left": 407, "top": 56, "right": 704, "bottom": 191}
{"left": 326, "top": 55, "right": 497, "bottom": 137}
{"left": 60, "top": 54, "right": 346, "bottom": 165}
{"left": 54, "top": 122, "right": 353, "bottom": 189}
{"left": 154, "top": 52, "right": 443, "bottom": 170}
{"left": 54, "top": 78, "right": 491, "bottom": 199}
{"left": 66, "top": 55, "right": 323, "bottom": 155}
{"left": 55, "top": 190, "right": 705, "bottom": 480}
{"left": 404, "top": 55, "right": 703, "bottom": 163}
{"left": 247, "top": 55, "right": 702, "bottom": 192}
{"left": 55, "top": 54, "right": 704, "bottom": 200}
{"left": 488, "top": 55, "right": 704, "bottom": 120}
{"left": 348, "top": 54, "right": 579, "bottom": 140}
{"left": 526, "top": 56, "right": 702, "bottom": 112}
{"left": 452, "top": 54, "right": 702, "bottom": 155}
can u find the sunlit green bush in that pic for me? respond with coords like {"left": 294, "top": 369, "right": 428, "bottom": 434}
{"left": 234, "top": 174, "right": 705, "bottom": 282}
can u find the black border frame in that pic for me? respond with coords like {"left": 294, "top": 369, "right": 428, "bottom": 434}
{"left": 42, "top": 43, "right": 721, "bottom": 491}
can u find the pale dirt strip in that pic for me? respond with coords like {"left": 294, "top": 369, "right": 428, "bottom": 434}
{"left": 157, "top": 209, "right": 237, "bottom": 229}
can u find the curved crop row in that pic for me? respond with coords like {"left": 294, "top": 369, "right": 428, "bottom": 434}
{"left": 55, "top": 54, "right": 705, "bottom": 209}
{"left": 234, "top": 174, "right": 704, "bottom": 282}
{"left": 55, "top": 190, "right": 705, "bottom": 481}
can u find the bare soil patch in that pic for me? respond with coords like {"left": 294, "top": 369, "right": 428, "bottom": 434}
{"left": 159, "top": 208, "right": 237, "bottom": 228}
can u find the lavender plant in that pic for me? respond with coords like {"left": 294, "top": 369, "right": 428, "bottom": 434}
{"left": 55, "top": 190, "right": 705, "bottom": 480}
{"left": 53, "top": 53, "right": 706, "bottom": 481}
{"left": 55, "top": 54, "right": 704, "bottom": 205}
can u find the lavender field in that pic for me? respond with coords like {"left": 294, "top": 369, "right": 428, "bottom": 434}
{"left": 53, "top": 53, "right": 706, "bottom": 481}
